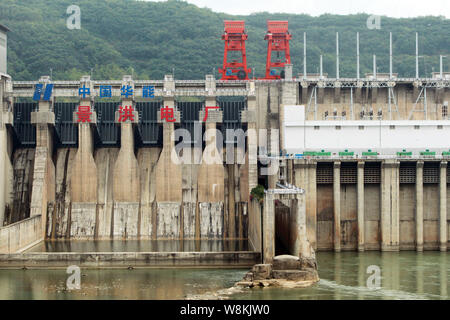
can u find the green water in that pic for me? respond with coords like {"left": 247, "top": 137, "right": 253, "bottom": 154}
{"left": 232, "top": 252, "right": 449, "bottom": 300}
{"left": 0, "top": 252, "right": 447, "bottom": 300}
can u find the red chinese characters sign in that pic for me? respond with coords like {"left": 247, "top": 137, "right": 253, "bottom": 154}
{"left": 118, "top": 105, "right": 135, "bottom": 122}
{"left": 161, "top": 106, "right": 176, "bottom": 122}
{"left": 76, "top": 105, "right": 92, "bottom": 123}
{"left": 203, "top": 106, "right": 219, "bottom": 122}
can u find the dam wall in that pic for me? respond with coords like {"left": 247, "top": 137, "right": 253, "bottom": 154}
{"left": 282, "top": 98, "right": 449, "bottom": 252}
{"left": 0, "top": 215, "right": 42, "bottom": 253}
{"left": 287, "top": 159, "right": 449, "bottom": 252}
{"left": 0, "top": 71, "right": 449, "bottom": 253}
{"left": 1, "top": 75, "right": 256, "bottom": 246}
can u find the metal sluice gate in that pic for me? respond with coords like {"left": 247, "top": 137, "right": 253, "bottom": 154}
{"left": 177, "top": 101, "right": 204, "bottom": 145}
{"left": 68, "top": 101, "right": 165, "bottom": 147}
{"left": 54, "top": 102, "right": 78, "bottom": 146}
{"left": 12, "top": 98, "right": 248, "bottom": 148}
{"left": 218, "top": 96, "right": 247, "bottom": 144}
{"left": 95, "top": 102, "right": 120, "bottom": 146}
{"left": 13, "top": 102, "right": 37, "bottom": 146}
{"left": 136, "top": 101, "right": 163, "bottom": 146}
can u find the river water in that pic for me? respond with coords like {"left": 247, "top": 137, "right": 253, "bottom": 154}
{"left": 0, "top": 252, "right": 447, "bottom": 300}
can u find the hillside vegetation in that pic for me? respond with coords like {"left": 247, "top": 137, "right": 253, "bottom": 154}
{"left": 0, "top": 0, "right": 448, "bottom": 80}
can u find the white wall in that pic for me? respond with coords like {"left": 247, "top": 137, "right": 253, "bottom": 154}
{"left": 283, "top": 105, "right": 450, "bottom": 154}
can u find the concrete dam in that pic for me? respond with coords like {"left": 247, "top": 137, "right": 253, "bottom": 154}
{"left": 0, "top": 16, "right": 449, "bottom": 267}
{"left": 0, "top": 68, "right": 449, "bottom": 268}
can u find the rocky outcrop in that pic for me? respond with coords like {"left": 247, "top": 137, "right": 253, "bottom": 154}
{"left": 236, "top": 255, "right": 319, "bottom": 289}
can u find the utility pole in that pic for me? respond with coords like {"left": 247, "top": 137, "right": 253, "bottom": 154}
{"left": 416, "top": 32, "right": 419, "bottom": 78}
{"left": 336, "top": 32, "right": 340, "bottom": 79}
{"left": 320, "top": 55, "right": 323, "bottom": 79}
{"left": 357, "top": 32, "right": 360, "bottom": 80}
{"left": 389, "top": 32, "right": 393, "bottom": 79}
{"left": 373, "top": 55, "right": 377, "bottom": 79}
{"left": 303, "top": 32, "right": 307, "bottom": 79}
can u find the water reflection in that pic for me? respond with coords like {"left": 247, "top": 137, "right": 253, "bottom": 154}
{"left": 0, "top": 252, "right": 447, "bottom": 300}
{"left": 27, "top": 240, "right": 250, "bottom": 253}
{"left": 440, "top": 254, "right": 447, "bottom": 298}
{"left": 0, "top": 269, "right": 247, "bottom": 300}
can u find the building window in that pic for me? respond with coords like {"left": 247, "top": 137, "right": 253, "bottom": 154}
{"left": 335, "top": 126, "right": 341, "bottom": 130}
{"left": 414, "top": 125, "right": 420, "bottom": 130}
{"left": 442, "top": 104, "right": 448, "bottom": 118}
{"left": 389, "top": 125, "right": 395, "bottom": 130}
{"left": 314, "top": 126, "right": 320, "bottom": 130}
{"left": 358, "top": 126, "right": 365, "bottom": 130}
{"left": 437, "top": 125, "right": 443, "bottom": 130}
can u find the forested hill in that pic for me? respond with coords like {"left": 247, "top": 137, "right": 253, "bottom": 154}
{"left": 0, "top": 0, "right": 448, "bottom": 80}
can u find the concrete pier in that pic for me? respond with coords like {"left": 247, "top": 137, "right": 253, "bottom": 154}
{"left": 155, "top": 75, "right": 182, "bottom": 239}
{"left": 416, "top": 161, "right": 424, "bottom": 252}
{"left": 138, "top": 148, "right": 160, "bottom": 239}
{"left": 96, "top": 149, "right": 118, "bottom": 238}
{"left": 0, "top": 121, "right": 12, "bottom": 226}
{"left": 70, "top": 77, "right": 97, "bottom": 238}
{"left": 30, "top": 77, "right": 55, "bottom": 236}
{"left": 293, "top": 160, "right": 317, "bottom": 249}
{"left": 112, "top": 122, "right": 140, "bottom": 238}
{"left": 155, "top": 118, "right": 182, "bottom": 239}
{"left": 246, "top": 91, "right": 258, "bottom": 194}
{"left": 381, "top": 160, "right": 400, "bottom": 251}
{"left": 0, "top": 75, "right": 13, "bottom": 226}
{"left": 333, "top": 162, "right": 341, "bottom": 252}
{"left": 263, "top": 192, "right": 275, "bottom": 263}
{"left": 112, "top": 76, "right": 140, "bottom": 238}
{"left": 198, "top": 94, "right": 225, "bottom": 239}
{"left": 439, "top": 161, "right": 447, "bottom": 251}
{"left": 357, "top": 161, "right": 365, "bottom": 251}
{"left": 290, "top": 194, "right": 306, "bottom": 257}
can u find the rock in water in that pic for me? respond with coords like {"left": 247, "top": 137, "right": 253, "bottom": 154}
{"left": 273, "top": 255, "right": 301, "bottom": 270}
{"left": 236, "top": 254, "right": 319, "bottom": 289}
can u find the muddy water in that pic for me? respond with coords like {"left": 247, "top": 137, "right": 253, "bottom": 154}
{"left": 0, "top": 252, "right": 447, "bottom": 300}
{"left": 26, "top": 240, "right": 250, "bottom": 252}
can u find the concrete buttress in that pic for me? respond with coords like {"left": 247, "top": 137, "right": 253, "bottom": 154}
{"left": 30, "top": 77, "right": 55, "bottom": 236}
{"left": 70, "top": 77, "right": 97, "bottom": 238}
{"left": 263, "top": 192, "right": 275, "bottom": 263}
{"left": 0, "top": 113, "right": 13, "bottom": 226}
{"left": 416, "top": 161, "right": 424, "bottom": 252}
{"left": 439, "top": 162, "right": 447, "bottom": 251}
{"left": 0, "top": 77, "right": 13, "bottom": 226}
{"left": 381, "top": 160, "right": 400, "bottom": 251}
{"left": 112, "top": 76, "right": 140, "bottom": 238}
{"left": 293, "top": 160, "right": 317, "bottom": 250}
{"left": 198, "top": 121, "right": 225, "bottom": 239}
{"left": 155, "top": 77, "right": 182, "bottom": 238}
{"left": 333, "top": 162, "right": 341, "bottom": 252}
{"left": 357, "top": 161, "right": 365, "bottom": 251}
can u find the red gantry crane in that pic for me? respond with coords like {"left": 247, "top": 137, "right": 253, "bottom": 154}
{"left": 219, "top": 21, "right": 251, "bottom": 80}
{"left": 264, "top": 21, "right": 292, "bottom": 80}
